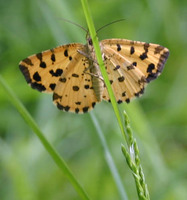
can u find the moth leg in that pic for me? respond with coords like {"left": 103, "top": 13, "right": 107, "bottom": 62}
{"left": 77, "top": 50, "right": 92, "bottom": 59}
{"left": 83, "top": 68, "right": 104, "bottom": 81}
{"left": 88, "top": 73, "right": 104, "bottom": 81}
{"left": 77, "top": 50, "right": 99, "bottom": 64}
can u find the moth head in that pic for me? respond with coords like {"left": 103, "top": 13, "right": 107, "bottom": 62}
{"left": 86, "top": 33, "right": 93, "bottom": 46}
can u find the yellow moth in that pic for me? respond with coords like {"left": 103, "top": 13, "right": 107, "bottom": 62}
{"left": 19, "top": 32, "right": 169, "bottom": 113}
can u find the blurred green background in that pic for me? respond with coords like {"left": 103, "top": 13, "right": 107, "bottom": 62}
{"left": 0, "top": 0, "right": 187, "bottom": 199}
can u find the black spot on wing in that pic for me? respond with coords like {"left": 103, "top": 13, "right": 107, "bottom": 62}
{"left": 139, "top": 43, "right": 149, "bottom": 60}
{"left": 39, "top": 62, "right": 46, "bottom": 68}
{"left": 56, "top": 103, "right": 70, "bottom": 112}
{"left": 84, "top": 85, "right": 89, "bottom": 89}
{"left": 132, "top": 62, "right": 137, "bottom": 66}
{"left": 83, "top": 107, "right": 89, "bottom": 113}
{"left": 130, "top": 46, "right": 135, "bottom": 55}
{"left": 31, "top": 82, "right": 46, "bottom": 92}
{"left": 36, "top": 53, "right": 47, "bottom": 68}
{"left": 75, "top": 108, "right": 79, "bottom": 113}
{"left": 64, "top": 106, "right": 70, "bottom": 112}
{"left": 113, "top": 65, "right": 120, "bottom": 71}
{"left": 117, "top": 44, "right": 121, "bottom": 51}
{"left": 118, "top": 76, "right": 125, "bottom": 82}
{"left": 49, "top": 83, "right": 56, "bottom": 91}
{"left": 22, "top": 58, "right": 33, "bottom": 66}
{"left": 154, "top": 45, "right": 164, "bottom": 54}
{"left": 64, "top": 49, "right": 68, "bottom": 57}
{"left": 56, "top": 102, "right": 63, "bottom": 110}
{"left": 19, "top": 65, "right": 31, "bottom": 83}
{"left": 72, "top": 73, "right": 79, "bottom": 78}
{"left": 117, "top": 100, "right": 122, "bottom": 104}
{"left": 72, "top": 86, "right": 79, "bottom": 91}
{"left": 59, "top": 78, "right": 67, "bottom": 83}
{"left": 122, "top": 91, "right": 126, "bottom": 97}
{"left": 33, "top": 72, "right": 41, "bottom": 82}
{"left": 135, "top": 88, "right": 144, "bottom": 97}
{"left": 147, "top": 63, "right": 155, "bottom": 73}
{"left": 50, "top": 69, "right": 63, "bottom": 77}
{"left": 92, "top": 102, "right": 96, "bottom": 108}
{"left": 127, "top": 64, "right": 135, "bottom": 70}
{"left": 53, "top": 93, "right": 62, "bottom": 101}
{"left": 146, "top": 73, "right": 158, "bottom": 83}
{"left": 36, "top": 53, "right": 43, "bottom": 61}
{"left": 139, "top": 53, "right": 148, "bottom": 60}
{"left": 51, "top": 53, "right": 56, "bottom": 62}
{"left": 125, "top": 98, "right": 130, "bottom": 103}
{"left": 144, "top": 43, "right": 150, "bottom": 52}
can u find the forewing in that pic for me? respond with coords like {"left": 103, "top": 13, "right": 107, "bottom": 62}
{"left": 100, "top": 39, "right": 169, "bottom": 103}
{"left": 19, "top": 43, "right": 84, "bottom": 93}
{"left": 19, "top": 43, "right": 99, "bottom": 113}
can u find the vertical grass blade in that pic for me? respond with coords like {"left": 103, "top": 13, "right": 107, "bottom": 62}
{"left": 81, "top": 0, "right": 128, "bottom": 146}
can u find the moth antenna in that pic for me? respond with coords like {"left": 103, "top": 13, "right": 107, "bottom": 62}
{"left": 96, "top": 19, "right": 126, "bottom": 33}
{"left": 58, "top": 18, "right": 88, "bottom": 33}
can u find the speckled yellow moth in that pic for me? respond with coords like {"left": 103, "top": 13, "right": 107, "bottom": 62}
{"left": 19, "top": 34, "right": 169, "bottom": 113}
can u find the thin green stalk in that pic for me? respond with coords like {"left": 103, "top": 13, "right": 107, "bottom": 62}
{"left": 0, "top": 75, "right": 90, "bottom": 200}
{"left": 80, "top": 0, "right": 129, "bottom": 147}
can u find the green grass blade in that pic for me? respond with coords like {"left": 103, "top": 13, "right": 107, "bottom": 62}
{"left": 80, "top": 0, "right": 128, "bottom": 147}
{"left": 0, "top": 75, "right": 90, "bottom": 200}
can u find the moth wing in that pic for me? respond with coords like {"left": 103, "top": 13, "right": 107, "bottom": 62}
{"left": 19, "top": 44, "right": 99, "bottom": 113}
{"left": 19, "top": 43, "right": 83, "bottom": 93}
{"left": 53, "top": 52, "right": 99, "bottom": 113}
{"left": 100, "top": 39, "right": 169, "bottom": 103}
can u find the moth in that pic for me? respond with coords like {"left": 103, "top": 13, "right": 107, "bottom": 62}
{"left": 19, "top": 34, "right": 169, "bottom": 113}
